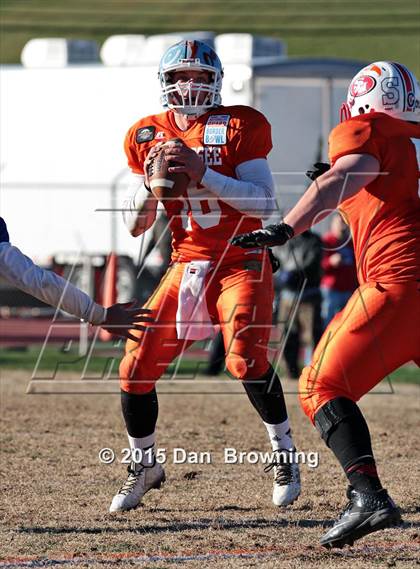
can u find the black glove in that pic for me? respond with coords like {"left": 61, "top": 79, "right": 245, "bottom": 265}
{"left": 306, "top": 162, "right": 330, "bottom": 181}
{"left": 231, "top": 223, "right": 294, "bottom": 249}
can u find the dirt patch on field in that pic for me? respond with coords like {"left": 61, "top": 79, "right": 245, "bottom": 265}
{"left": 1, "top": 370, "right": 419, "bottom": 568}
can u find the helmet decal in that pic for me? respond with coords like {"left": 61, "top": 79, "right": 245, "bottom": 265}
{"left": 368, "top": 63, "right": 382, "bottom": 76}
{"left": 350, "top": 76, "right": 376, "bottom": 98}
{"left": 381, "top": 76, "right": 400, "bottom": 109}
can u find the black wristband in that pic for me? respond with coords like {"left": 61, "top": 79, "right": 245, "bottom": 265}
{"left": 282, "top": 223, "right": 295, "bottom": 239}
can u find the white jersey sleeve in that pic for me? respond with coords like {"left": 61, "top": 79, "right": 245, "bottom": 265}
{"left": 122, "top": 172, "right": 158, "bottom": 236}
{"left": 0, "top": 242, "right": 106, "bottom": 325}
{"left": 200, "top": 158, "right": 277, "bottom": 219}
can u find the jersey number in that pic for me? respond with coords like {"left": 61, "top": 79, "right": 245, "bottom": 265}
{"left": 181, "top": 185, "right": 222, "bottom": 230}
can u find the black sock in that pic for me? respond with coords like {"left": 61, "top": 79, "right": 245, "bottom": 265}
{"left": 242, "top": 365, "right": 288, "bottom": 424}
{"left": 121, "top": 388, "right": 158, "bottom": 438}
{"left": 323, "top": 398, "right": 382, "bottom": 493}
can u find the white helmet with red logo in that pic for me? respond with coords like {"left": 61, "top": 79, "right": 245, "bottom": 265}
{"left": 342, "top": 61, "right": 420, "bottom": 123}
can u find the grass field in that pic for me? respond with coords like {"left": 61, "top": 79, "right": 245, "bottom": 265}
{"left": 0, "top": 0, "right": 419, "bottom": 74}
{"left": 1, "top": 370, "right": 419, "bottom": 568}
{"left": 1, "top": 344, "right": 419, "bottom": 385}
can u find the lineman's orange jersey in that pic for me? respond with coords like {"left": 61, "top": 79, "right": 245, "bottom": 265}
{"left": 124, "top": 105, "right": 272, "bottom": 264}
{"left": 299, "top": 113, "right": 420, "bottom": 423}
{"left": 329, "top": 112, "right": 420, "bottom": 284}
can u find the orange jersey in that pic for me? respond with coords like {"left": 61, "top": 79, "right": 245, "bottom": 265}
{"left": 329, "top": 113, "right": 420, "bottom": 284}
{"left": 124, "top": 105, "right": 272, "bottom": 264}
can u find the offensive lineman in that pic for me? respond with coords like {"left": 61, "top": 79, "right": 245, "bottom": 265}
{"left": 232, "top": 61, "right": 420, "bottom": 547}
{"left": 111, "top": 40, "right": 301, "bottom": 512}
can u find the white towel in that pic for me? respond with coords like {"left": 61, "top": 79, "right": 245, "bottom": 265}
{"left": 176, "top": 261, "right": 215, "bottom": 341}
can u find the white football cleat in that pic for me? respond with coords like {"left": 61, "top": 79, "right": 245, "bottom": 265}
{"left": 265, "top": 450, "right": 301, "bottom": 507}
{"left": 109, "top": 461, "right": 165, "bottom": 512}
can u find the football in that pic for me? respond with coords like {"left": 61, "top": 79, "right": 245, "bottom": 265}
{"left": 147, "top": 138, "right": 190, "bottom": 201}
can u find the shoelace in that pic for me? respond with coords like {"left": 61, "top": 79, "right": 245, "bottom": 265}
{"left": 336, "top": 488, "right": 357, "bottom": 520}
{"left": 264, "top": 461, "right": 293, "bottom": 485}
{"left": 334, "top": 500, "right": 354, "bottom": 524}
{"left": 118, "top": 466, "right": 144, "bottom": 496}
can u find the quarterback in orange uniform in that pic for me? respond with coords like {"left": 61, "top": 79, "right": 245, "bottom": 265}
{"left": 233, "top": 61, "right": 420, "bottom": 548}
{"left": 110, "top": 40, "right": 301, "bottom": 512}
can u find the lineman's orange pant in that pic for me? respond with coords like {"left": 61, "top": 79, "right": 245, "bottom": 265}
{"left": 299, "top": 281, "right": 420, "bottom": 423}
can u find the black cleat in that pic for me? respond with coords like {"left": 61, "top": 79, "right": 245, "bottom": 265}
{"left": 320, "top": 486, "right": 402, "bottom": 549}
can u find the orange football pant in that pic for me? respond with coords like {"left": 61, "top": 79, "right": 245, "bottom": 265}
{"left": 299, "top": 281, "right": 420, "bottom": 423}
{"left": 120, "top": 256, "right": 274, "bottom": 394}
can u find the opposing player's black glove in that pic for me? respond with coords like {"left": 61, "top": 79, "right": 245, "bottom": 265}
{"left": 306, "top": 162, "right": 330, "bottom": 181}
{"left": 231, "top": 223, "right": 294, "bottom": 249}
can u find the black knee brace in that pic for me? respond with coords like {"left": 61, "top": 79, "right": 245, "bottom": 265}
{"left": 314, "top": 397, "right": 378, "bottom": 491}
{"left": 314, "top": 397, "right": 359, "bottom": 443}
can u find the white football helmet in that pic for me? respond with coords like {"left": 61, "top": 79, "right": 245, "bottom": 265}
{"left": 158, "top": 40, "right": 223, "bottom": 118}
{"left": 341, "top": 61, "right": 420, "bottom": 123}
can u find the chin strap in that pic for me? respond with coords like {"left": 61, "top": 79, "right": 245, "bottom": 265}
{"left": 340, "top": 103, "right": 352, "bottom": 123}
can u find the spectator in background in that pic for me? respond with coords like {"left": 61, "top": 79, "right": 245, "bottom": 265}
{"left": 321, "top": 213, "right": 358, "bottom": 328}
{"left": 273, "top": 230, "right": 323, "bottom": 379}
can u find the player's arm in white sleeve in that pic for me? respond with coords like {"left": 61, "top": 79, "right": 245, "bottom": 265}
{"left": 0, "top": 241, "right": 106, "bottom": 325}
{"left": 121, "top": 172, "right": 158, "bottom": 237}
{"left": 200, "top": 158, "right": 277, "bottom": 220}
